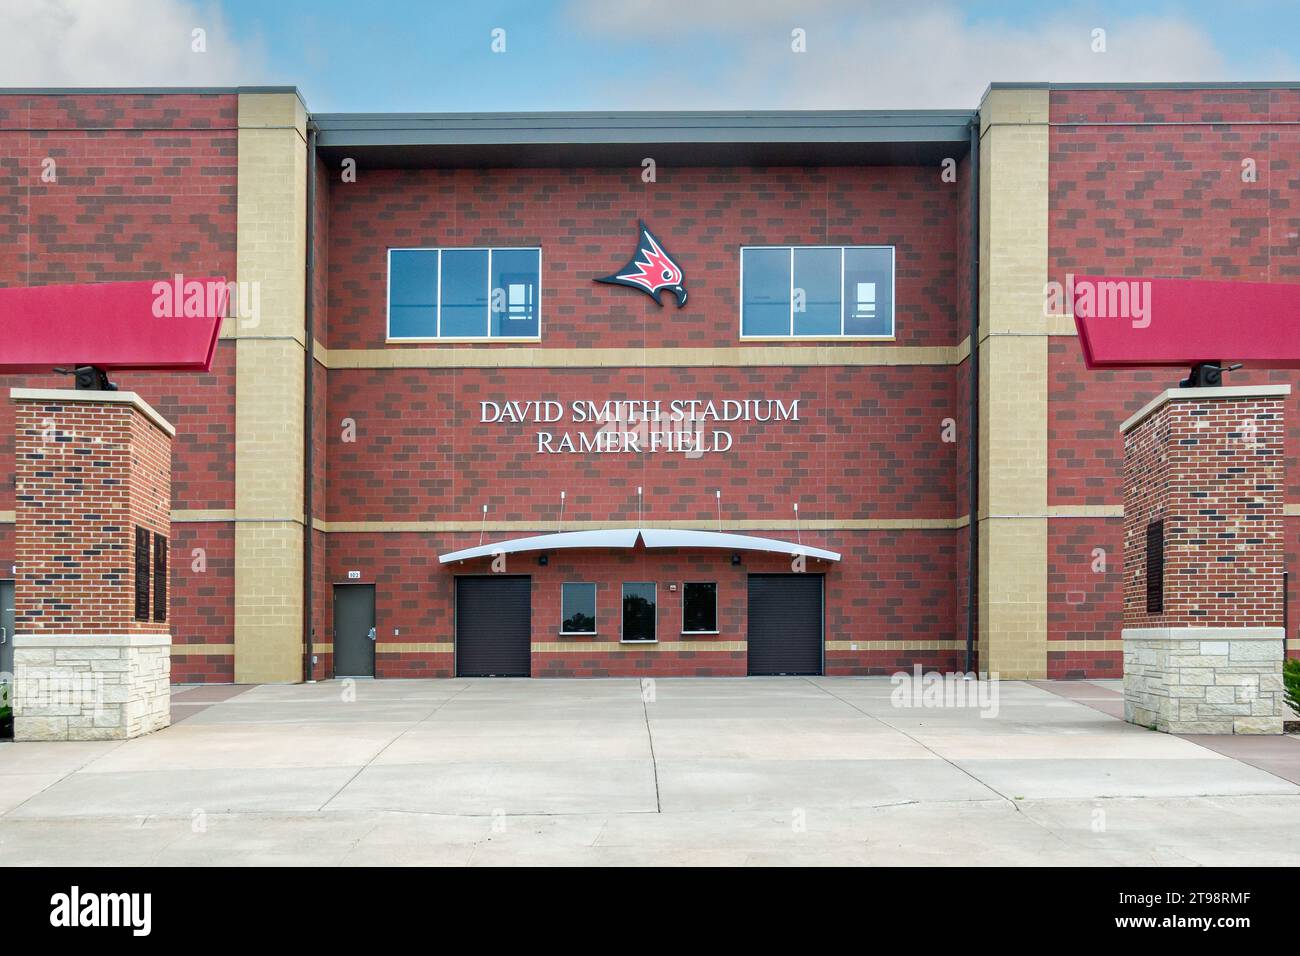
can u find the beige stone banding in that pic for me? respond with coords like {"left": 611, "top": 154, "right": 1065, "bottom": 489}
{"left": 377, "top": 642, "right": 454, "bottom": 654}
{"left": 826, "top": 639, "right": 964, "bottom": 651}
{"left": 9, "top": 388, "right": 176, "bottom": 437}
{"left": 1046, "top": 504, "right": 1123, "bottom": 518}
{"left": 531, "top": 640, "right": 745, "bottom": 653}
{"left": 1120, "top": 385, "right": 1292, "bottom": 435}
{"left": 316, "top": 340, "right": 970, "bottom": 369}
{"left": 171, "top": 643, "right": 234, "bottom": 656}
{"left": 0, "top": 513, "right": 975, "bottom": 532}
{"left": 172, "top": 509, "right": 236, "bottom": 522}
{"left": 317, "top": 517, "right": 969, "bottom": 533}
{"left": 0, "top": 514, "right": 981, "bottom": 530}
{"left": 1122, "top": 627, "right": 1284, "bottom": 641}
{"left": 1050, "top": 639, "right": 1121, "bottom": 652}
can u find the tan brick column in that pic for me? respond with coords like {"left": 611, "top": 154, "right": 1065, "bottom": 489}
{"left": 10, "top": 389, "right": 173, "bottom": 740}
{"left": 976, "top": 87, "right": 1050, "bottom": 678}
{"left": 233, "top": 91, "right": 308, "bottom": 682}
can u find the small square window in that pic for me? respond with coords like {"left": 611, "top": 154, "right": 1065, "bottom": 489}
{"left": 561, "top": 582, "right": 596, "bottom": 634}
{"left": 682, "top": 582, "right": 717, "bottom": 634}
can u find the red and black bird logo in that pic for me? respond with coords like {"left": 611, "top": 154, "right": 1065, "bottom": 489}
{"left": 595, "top": 221, "right": 688, "bottom": 307}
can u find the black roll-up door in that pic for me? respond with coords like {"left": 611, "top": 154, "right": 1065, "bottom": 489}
{"left": 456, "top": 576, "right": 532, "bottom": 677}
{"left": 747, "top": 574, "right": 823, "bottom": 676}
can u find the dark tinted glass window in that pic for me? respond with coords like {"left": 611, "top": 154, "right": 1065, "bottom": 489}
{"left": 561, "top": 582, "right": 596, "bottom": 634}
{"left": 683, "top": 582, "right": 717, "bottom": 633}
{"left": 622, "top": 582, "right": 656, "bottom": 642}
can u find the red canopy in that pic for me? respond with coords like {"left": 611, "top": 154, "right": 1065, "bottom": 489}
{"left": 0, "top": 278, "right": 226, "bottom": 373}
{"left": 1072, "top": 275, "right": 1300, "bottom": 369}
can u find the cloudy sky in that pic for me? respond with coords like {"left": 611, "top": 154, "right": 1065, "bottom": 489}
{"left": 1, "top": 0, "right": 1296, "bottom": 111}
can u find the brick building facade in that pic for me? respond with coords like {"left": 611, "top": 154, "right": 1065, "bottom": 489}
{"left": 1, "top": 83, "right": 1298, "bottom": 682}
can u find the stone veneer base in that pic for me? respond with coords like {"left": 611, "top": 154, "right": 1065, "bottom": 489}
{"left": 13, "top": 634, "right": 171, "bottom": 741}
{"left": 1123, "top": 627, "right": 1285, "bottom": 735}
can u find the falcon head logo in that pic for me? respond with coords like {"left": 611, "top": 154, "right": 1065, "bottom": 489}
{"left": 595, "top": 221, "right": 688, "bottom": 307}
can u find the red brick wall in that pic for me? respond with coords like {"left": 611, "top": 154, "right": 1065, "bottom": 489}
{"left": 0, "top": 92, "right": 238, "bottom": 679}
{"left": 326, "top": 165, "right": 965, "bottom": 350}
{"left": 1046, "top": 518, "right": 1123, "bottom": 679}
{"left": 308, "top": 158, "right": 331, "bottom": 680}
{"left": 1123, "top": 395, "right": 1286, "bottom": 629}
{"left": 317, "top": 159, "right": 969, "bottom": 678}
{"left": 1048, "top": 88, "right": 1300, "bottom": 668}
{"left": 325, "top": 529, "right": 964, "bottom": 677}
{"left": 325, "top": 365, "right": 962, "bottom": 525}
{"left": 170, "top": 520, "right": 234, "bottom": 682}
{"left": 13, "top": 397, "right": 171, "bottom": 634}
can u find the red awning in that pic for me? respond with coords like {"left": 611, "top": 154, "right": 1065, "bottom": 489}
{"left": 1071, "top": 275, "right": 1300, "bottom": 369}
{"left": 0, "top": 278, "right": 227, "bottom": 373}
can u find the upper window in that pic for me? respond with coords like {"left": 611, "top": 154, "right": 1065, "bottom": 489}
{"left": 740, "top": 246, "right": 894, "bottom": 338}
{"left": 388, "top": 247, "right": 541, "bottom": 340}
{"left": 561, "top": 582, "right": 597, "bottom": 635}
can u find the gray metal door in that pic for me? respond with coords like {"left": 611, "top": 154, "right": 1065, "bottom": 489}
{"left": 747, "top": 574, "right": 823, "bottom": 676}
{"left": 333, "top": 584, "right": 376, "bottom": 678}
{"left": 456, "top": 576, "right": 531, "bottom": 677}
{"left": 0, "top": 580, "right": 13, "bottom": 680}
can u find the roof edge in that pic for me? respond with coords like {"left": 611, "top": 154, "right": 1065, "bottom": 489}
{"left": 0, "top": 85, "right": 306, "bottom": 104}
{"left": 984, "top": 80, "right": 1300, "bottom": 98}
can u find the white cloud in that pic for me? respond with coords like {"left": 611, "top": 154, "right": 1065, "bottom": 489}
{"left": 567, "top": 0, "right": 1294, "bottom": 109}
{"left": 0, "top": 0, "right": 266, "bottom": 87}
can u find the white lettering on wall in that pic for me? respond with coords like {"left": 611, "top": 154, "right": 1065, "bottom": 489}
{"left": 486, "top": 397, "right": 799, "bottom": 455}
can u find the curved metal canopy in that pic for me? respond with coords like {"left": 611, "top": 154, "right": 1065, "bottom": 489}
{"left": 438, "top": 528, "right": 840, "bottom": 564}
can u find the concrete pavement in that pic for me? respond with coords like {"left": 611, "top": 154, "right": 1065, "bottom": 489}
{"left": 1, "top": 677, "right": 1297, "bottom": 865}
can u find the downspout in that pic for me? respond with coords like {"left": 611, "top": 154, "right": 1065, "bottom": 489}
{"left": 965, "top": 115, "right": 980, "bottom": 676}
{"left": 303, "top": 120, "right": 318, "bottom": 682}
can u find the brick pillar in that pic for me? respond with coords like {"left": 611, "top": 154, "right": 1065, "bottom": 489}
{"left": 10, "top": 388, "right": 173, "bottom": 741}
{"left": 1121, "top": 385, "right": 1289, "bottom": 734}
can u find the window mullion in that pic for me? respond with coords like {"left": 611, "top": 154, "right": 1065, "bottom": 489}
{"left": 840, "top": 246, "right": 846, "bottom": 337}
{"left": 485, "top": 248, "right": 493, "bottom": 338}
{"left": 788, "top": 247, "right": 794, "bottom": 337}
